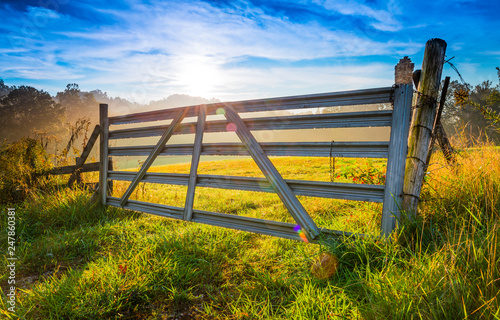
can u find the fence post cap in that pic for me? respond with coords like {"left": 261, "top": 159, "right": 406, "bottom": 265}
{"left": 395, "top": 56, "right": 415, "bottom": 85}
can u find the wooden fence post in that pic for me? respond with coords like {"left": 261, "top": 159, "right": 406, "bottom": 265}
{"left": 75, "top": 157, "right": 82, "bottom": 185}
{"left": 108, "top": 157, "right": 114, "bottom": 195}
{"left": 402, "top": 38, "right": 447, "bottom": 217}
{"left": 99, "top": 104, "right": 109, "bottom": 205}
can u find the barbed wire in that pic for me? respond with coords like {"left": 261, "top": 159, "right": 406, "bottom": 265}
{"left": 445, "top": 56, "right": 467, "bottom": 85}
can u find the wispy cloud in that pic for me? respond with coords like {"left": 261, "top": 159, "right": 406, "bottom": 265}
{"left": 312, "top": 0, "right": 402, "bottom": 31}
{"left": 1, "top": 0, "right": 498, "bottom": 102}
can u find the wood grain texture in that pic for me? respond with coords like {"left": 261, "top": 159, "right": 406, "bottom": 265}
{"left": 403, "top": 39, "right": 447, "bottom": 217}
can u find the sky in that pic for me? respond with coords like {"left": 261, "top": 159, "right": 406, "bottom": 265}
{"left": 1, "top": 0, "right": 500, "bottom": 105}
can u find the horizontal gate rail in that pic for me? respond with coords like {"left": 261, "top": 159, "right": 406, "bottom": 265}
{"left": 106, "top": 197, "right": 354, "bottom": 242}
{"left": 108, "top": 171, "right": 385, "bottom": 202}
{"left": 109, "top": 141, "right": 389, "bottom": 158}
{"left": 52, "top": 162, "right": 100, "bottom": 175}
{"left": 108, "top": 87, "right": 392, "bottom": 125}
{"left": 109, "top": 110, "right": 393, "bottom": 140}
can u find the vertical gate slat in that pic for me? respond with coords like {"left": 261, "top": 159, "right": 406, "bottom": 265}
{"left": 119, "top": 108, "right": 188, "bottom": 207}
{"left": 184, "top": 105, "right": 207, "bottom": 221}
{"left": 224, "top": 105, "right": 321, "bottom": 240}
{"left": 381, "top": 84, "right": 413, "bottom": 237}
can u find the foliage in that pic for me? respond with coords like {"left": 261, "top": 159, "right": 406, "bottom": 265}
{"left": 0, "top": 138, "right": 53, "bottom": 203}
{"left": 335, "top": 158, "right": 386, "bottom": 185}
{"left": 441, "top": 67, "right": 500, "bottom": 144}
{"left": 0, "top": 79, "right": 14, "bottom": 97}
{"left": 58, "top": 117, "right": 91, "bottom": 163}
{"left": 56, "top": 83, "right": 98, "bottom": 124}
{"left": 0, "top": 86, "right": 65, "bottom": 142}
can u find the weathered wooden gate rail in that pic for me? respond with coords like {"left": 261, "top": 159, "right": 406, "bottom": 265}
{"left": 100, "top": 84, "right": 413, "bottom": 242}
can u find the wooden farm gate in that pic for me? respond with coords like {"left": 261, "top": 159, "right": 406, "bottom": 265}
{"left": 97, "top": 82, "right": 413, "bottom": 242}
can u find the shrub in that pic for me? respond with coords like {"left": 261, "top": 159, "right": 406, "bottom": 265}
{"left": 0, "top": 138, "right": 53, "bottom": 203}
{"left": 336, "top": 159, "right": 386, "bottom": 185}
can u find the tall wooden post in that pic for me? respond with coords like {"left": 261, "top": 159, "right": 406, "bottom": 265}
{"left": 402, "top": 39, "right": 447, "bottom": 216}
{"left": 414, "top": 73, "right": 456, "bottom": 167}
{"left": 381, "top": 57, "right": 413, "bottom": 237}
{"left": 99, "top": 104, "right": 109, "bottom": 205}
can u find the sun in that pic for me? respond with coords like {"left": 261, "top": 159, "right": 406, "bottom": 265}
{"left": 176, "top": 56, "right": 223, "bottom": 98}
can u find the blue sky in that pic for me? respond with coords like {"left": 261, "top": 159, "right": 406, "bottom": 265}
{"left": 1, "top": 0, "right": 500, "bottom": 103}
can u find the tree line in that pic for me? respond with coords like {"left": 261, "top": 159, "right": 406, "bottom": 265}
{"left": 0, "top": 80, "right": 219, "bottom": 151}
{"left": 1, "top": 70, "right": 499, "bottom": 149}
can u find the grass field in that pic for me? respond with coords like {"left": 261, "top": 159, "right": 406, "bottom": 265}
{"left": 1, "top": 146, "right": 499, "bottom": 319}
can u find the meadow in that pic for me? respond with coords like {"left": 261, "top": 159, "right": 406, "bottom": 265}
{"left": 1, "top": 143, "right": 499, "bottom": 319}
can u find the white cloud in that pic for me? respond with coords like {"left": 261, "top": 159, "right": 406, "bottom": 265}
{"left": 57, "top": 0, "right": 410, "bottom": 64}
{"left": 481, "top": 51, "right": 500, "bottom": 56}
{"left": 0, "top": 0, "right": 420, "bottom": 102}
{"left": 313, "top": 0, "right": 403, "bottom": 31}
{"left": 26, "top": 6, "right": 62, "bottom": 21}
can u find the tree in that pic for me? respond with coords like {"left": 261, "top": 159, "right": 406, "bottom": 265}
{"left": 0, "top": 86, "right": 65, "bottom": 141}
{"left": 0, "top": 79, "right": 14, "bottom": 98}
{"left": 440, "top": 69, "right": 500, "bottom": 144}
{"left": 56, "top": 83, "right": 98, "bottom": 123}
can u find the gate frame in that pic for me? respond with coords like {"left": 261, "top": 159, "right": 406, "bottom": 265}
{"left": 99, "top": 81, "right": 413, "bottom": 242}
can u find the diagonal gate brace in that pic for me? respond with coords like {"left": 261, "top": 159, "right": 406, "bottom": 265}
{"left": 68, "top": 124, "right": 101, "bottom": 187}
{"left": 224, "top": 105, "right": 321, "bottom": 240}
{"left": 119, "top": 108, "right": 188, "bottom": 207}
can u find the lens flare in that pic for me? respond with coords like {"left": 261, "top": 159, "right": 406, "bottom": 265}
{"left": 216, "top": 108, "right": 225, "bottom": 115}
{"left": 257, "top": 179, "right": 273, "bottom": 192}
{"left": 294, "top": 225, "right": 309, "bottom": 243}
{"left": 226, "top": 123, "right": 237, "bottom": 132}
